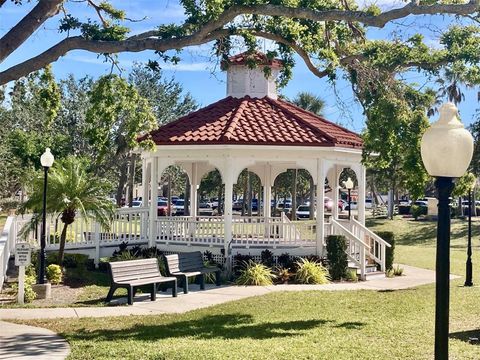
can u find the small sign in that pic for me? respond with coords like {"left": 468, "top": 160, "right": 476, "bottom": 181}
{"left": 15, "top": 243, "right": 31, "bottom": 267}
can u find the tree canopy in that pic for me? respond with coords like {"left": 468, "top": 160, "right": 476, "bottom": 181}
{"left": 2, "top": 0, "right": 480, "bottom": 91}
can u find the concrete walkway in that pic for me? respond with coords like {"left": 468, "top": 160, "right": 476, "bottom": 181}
{"left": 0, "top": 264, "right": 455, "bottom": 320}
{"left": 0, "top": 321, "right": 70, "bottom": 360}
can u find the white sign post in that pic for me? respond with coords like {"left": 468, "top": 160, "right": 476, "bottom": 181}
{"left": 15, "top": 243, "right": 31, "bottom": 305}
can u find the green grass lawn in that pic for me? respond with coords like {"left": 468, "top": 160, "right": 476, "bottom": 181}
{"left": 367, "top": 216, "right": 480, "bottom": 277}
{"left": 24, "top": 279, "right": 480, "bottom": 360}
{"left": 13, "top": 216, "right": 480, "bottom": 359}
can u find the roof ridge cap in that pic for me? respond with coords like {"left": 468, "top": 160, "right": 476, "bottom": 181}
{"left": 221, "top": 97, "right": 249, "bottom": 141}
{"left": 266, "top": 97, "right": 337, "bottom": 143}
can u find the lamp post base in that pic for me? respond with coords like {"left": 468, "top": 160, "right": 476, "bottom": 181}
{"left": 31, "top": 283, "right": 51, "bottom": 300}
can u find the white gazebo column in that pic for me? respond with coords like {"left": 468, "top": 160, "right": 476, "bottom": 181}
{"left": 357, "top": 164, "right": 366, "bottom": 224}
{"left": 332, "top": 165, "right": 340, "bottom": 220}
{"left": 223, "top": 164, "right": 234, "bottom": 272}
{"left": 263, "top": 164, "right": 272, "bottom": 218}
{"left": 316, "top": 159, "right": 325, "bottom": 255}
{"left": 141, "top": 159, "right": 150, "bottom": 240}
{"left": 148, "top": 157, "right": 159, "bottom": 247}
{"left": 190, "top": 163, "right": 199, "bottom": 217}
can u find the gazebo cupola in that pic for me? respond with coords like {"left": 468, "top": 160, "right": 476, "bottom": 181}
{"left": 223, "top": 52, "right": 282, "bottom": 99}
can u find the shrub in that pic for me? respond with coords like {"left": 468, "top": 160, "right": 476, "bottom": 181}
{"left": 260, "top": 249, "right": 274, "bottom": 267}
{"left": 46, "top": 264, "right": 63, "bottom": 284}
{"left": 410, "top": 205, "right": 425, "bottom": 220}
{"left": 275, "top": 267, "right": 292, "bottom": 284}
{"left": 295, "top": 258, "right": 330, "bottom": 284}
{"left": 236, "top": 261, "right": 275, "bottom": 286}
{"left": 386, "top": 268, "right": 395, "bottom": 278}
{"left": 233, "top": 253, "right": 254, "bottom": 274}
{"left": 393, "top": 265, "right": 404, "bottom": 276}
{"left": 326, "top": 235, "right": 348, "bottom": 280}
{"left": 24, "top": 275, "right": 37, "bottom": 303}
{"left": 277, "top": 253, "right": 294, "bottom": 270}
{"left": 345, "top": 269, "right": 358, "bottom": 282}
{"left": 375, "top": 231, "right": 395, "bottom": 271}
{"left": 12, "top": 275, "right": 37, "bottom": 303}
{"left": 112, "top": 251, "right": 138, "bottom": 262}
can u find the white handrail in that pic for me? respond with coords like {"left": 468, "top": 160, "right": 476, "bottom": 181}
{"left": 330, "top": 219, "right": 370, "bottom": 250}
{"left": 351, "top": 218, "right": 391, "bottom": 248}
{"left": 0, "top": 216, "right": 16, "bottom": 290}
{"left": 330, "top": 218, "right": 370, "bottom": 280}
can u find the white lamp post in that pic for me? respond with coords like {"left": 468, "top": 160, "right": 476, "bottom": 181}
{"left": 420, "top": 103, "right": 473, "bottom": 360}
{"left": 38, "top": 148, "right": 54, "bottom": 284}
{"left": 343, "top": 177, "right": 354, "bottom": 220}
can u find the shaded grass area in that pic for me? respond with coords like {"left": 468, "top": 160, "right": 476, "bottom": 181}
{"left": 22, "top": 279, "right": 480, "bottom": 360}
{"left": 367, "top": 216, "right": 480, "bottom": 276}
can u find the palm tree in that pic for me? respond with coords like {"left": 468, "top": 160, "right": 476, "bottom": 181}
{"left": 291, "top": 91, "right": 326, "bottom": 116}
{"left": 21, "top": 156, "right": 115, "bottom": 264}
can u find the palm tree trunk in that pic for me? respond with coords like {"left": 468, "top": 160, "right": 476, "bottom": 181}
{"left": 127, "top": 154, "right": 136, "bottom": 207}
{"left": 58, "top": 222, "right": 69, "bottom": 265}
{"left": 116, "top": 162, "right": 128, "bottom": 206}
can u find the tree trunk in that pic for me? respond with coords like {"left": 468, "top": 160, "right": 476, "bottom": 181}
{"left": 309, "top": 177, "right": 315, "bottom": 220}
{"left": 116, "top": 161, "right": 128, "bottom": 206}
{"left": 241, "top": 175, "right": 247, "bottom": 216}
{"left": 217, "top": 185, "right": 223, "bottom": 216}
{"left": 167, "top": 174, "right": 172, "bottom": 216}
{"left": 127, "top": 154, "right": 136, "bottom": 207}
{"left": 387, "top": 188, "right": 394, "bottom": 220}
{"left": 58, "top": 222, "right": 69, "bottom": 265}
{"left": 184, "top": 177, "right": 190, "bottom": 216}
{"left": 292, "top": 169, "right": 298, "bottom": 220}
{"left": 247, "top": 172, "right": 252, "bottom": 217}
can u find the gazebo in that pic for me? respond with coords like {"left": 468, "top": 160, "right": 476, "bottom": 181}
{"left": 138, "top": 52, "right": 389, "bottom": 278}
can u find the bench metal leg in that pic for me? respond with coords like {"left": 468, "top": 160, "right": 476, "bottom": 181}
{"left": 105, "top": 286, "right": 116, "bottom": 303}
{"left": 127, "top": 285, "right": 134, "bottom": 305}
{"left": 151, "top": 283, "right": 157, "bottom": 301}
{"left": 199, "top": 274, "right": 205, "bottom": 290}
{"left": 215, "top": 271, "right": 221, "bottom": 286}
{"left": 182, "top": 276, "right": 189, "bottom": 294}
{"left": 172, "top": 279, "right": 177, "bottom": 297}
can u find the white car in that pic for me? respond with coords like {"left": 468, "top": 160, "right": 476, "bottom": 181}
{"left": 296, "top": 205, "right": 315, "bottom": 220}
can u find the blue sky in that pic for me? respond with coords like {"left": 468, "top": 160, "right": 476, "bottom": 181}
{"left": 1, "top": 0, "right": 478, "bottom": 133}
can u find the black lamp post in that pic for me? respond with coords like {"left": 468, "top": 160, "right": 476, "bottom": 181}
{"left": 421, "top": 103, "right": 474, "bottom": 360}
{"left": 37, "top": 148, "right": 54, "bottom": 284}
{"left": 465, "top": 188, "right": 474, "bottom": 287}
{"left": 344, "top": 177, "right": 354, "bottom": 220}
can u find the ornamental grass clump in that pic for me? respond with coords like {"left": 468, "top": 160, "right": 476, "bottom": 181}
{"left": 295, "top": 258, "right": 330, "bottom": 285}
{"left": 236, "top": 261, "right": 275, "bottom": 286}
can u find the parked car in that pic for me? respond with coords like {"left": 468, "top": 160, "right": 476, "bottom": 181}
{"left": 413, "top": 200, "right": 428, "bottom": 207}
{"left": 296, "top": 205, "right": 315, "bottom": 220}
{"left": 324, "top": 197, "right": 345, "bottom": 212}
{"left": 365, "top": 198, "right": 373, "bottom": 209}
{"left": 210, "top": 198, "right": 220, "bottom": 209}
{"left": 345, "top": 201, "right": 357, "bottom": 210}
{"left": 173, "top": 198, "right": 185, "bottom": 215}
{"left": 198, "top": 202, "right": 214, "bottom": 216}
{"left": 157, "top": 200, "right": 172, "bottom": 216}
{"left": 131, "top": 200, "right": 142, "bottom": 207}
{"left": 232, "top": 199, "right": 244, "bottom": 211}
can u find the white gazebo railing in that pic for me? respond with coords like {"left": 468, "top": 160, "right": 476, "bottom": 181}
{"left": 155, "top": 213, "right": 317, "bottom": 249}
{"left": 0, "top": 216, "right": 17, "bottom": 290}
{"left": 10, "top": 207, "right": 389, "bottom": 279}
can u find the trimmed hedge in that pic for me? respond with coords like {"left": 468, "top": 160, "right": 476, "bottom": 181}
{"left": 375, "top": 231, "right": 395, "bottom": 270}
{"left": 326, "top": 235, "right": 348, "bottom": 280}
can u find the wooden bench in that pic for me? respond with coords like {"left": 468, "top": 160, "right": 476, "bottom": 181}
{"left": 165, "top": 252, "right": 221, "bottom": 294}
{"left": 106, "top": 258, "right": 177, "bottom": 305}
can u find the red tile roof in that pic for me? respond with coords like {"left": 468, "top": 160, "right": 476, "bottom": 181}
{"left": 221, "top": 51, "right": 283, "bottom": 70}
{"left": 141, "top": 96, "right": 363, "bottom": 149}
